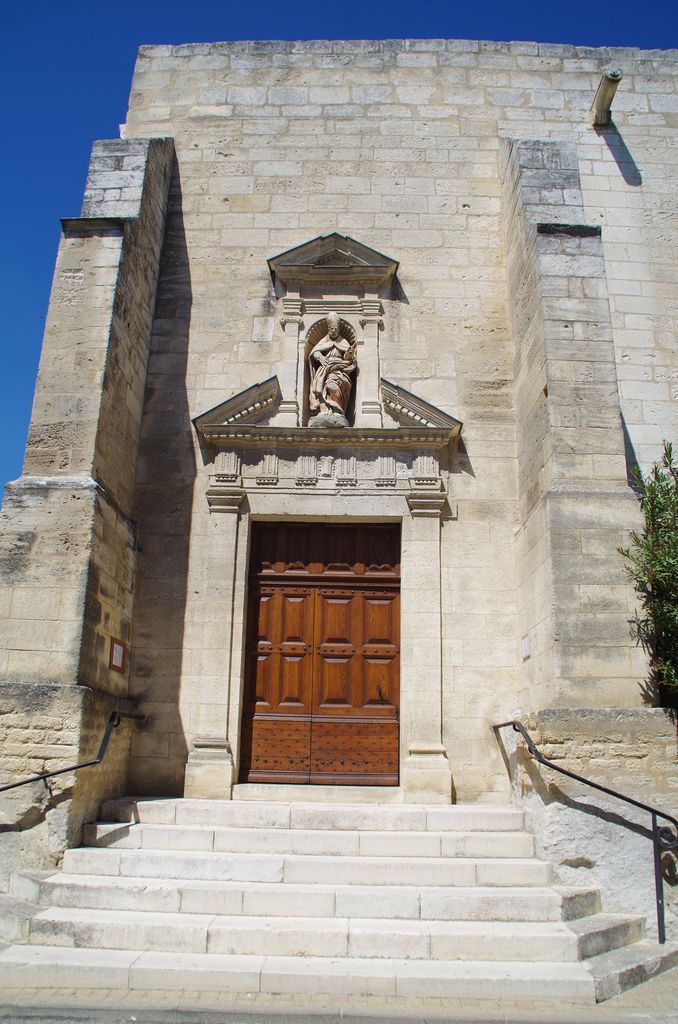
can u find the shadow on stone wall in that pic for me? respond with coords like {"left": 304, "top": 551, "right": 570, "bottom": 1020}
{"left": 621, "top": 413, "right": 642, "bottom": 491}
{"left": 596, "top": 122, "right": 643, "bottom": 187}
{"left": 494, "top": 713, "right": 678, "bottom": 942}
{"left": 127, "top": 159, "right": 194, "bottom": 795}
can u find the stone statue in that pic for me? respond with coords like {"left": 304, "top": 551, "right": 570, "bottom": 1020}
{"left": 308, "top": 313, "right": 357, "bottom": 428}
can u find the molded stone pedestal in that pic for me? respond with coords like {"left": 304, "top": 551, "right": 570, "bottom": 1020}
{"left": 308, "top": 413, "right": 349, "bottom": 429}
{"left": 183, "top": 738, "right": 234, "bottom": 799}
{"left": 402, "top": 746, "right": 453, "bottom": 803}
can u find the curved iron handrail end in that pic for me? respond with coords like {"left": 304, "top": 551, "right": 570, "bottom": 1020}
{"left": 494, "top": 718, "right": 678, "bottom": 945}
{"left": 0, "top": 710, "right": 145, "bottom": 795}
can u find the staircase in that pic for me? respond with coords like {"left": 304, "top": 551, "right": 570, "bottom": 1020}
{"left": 1, "top": 797, "right": 677, "bottom": 1010}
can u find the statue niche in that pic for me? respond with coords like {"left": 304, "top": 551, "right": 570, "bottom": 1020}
{"left": 307, "top": 313, "right": 357, "bottom": 429}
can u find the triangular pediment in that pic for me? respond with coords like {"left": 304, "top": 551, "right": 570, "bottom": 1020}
{"left": 268, "top": 233, "right": 398, "bottom": 287}
{"left": 193, "top": 376, "right": 462, "bottom": 444}
{"left": 380, "top": 379, "right": 462, "bottom": 435}
{"left": 193, "top": 376, "right": 281, "bottom": 434}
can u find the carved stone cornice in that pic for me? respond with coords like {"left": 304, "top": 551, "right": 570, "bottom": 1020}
{"left": 198, "top": 424, "right": 455, "bottom": 449}
{"left": 195, "top": 376, "right": 463, "bottom": 509}
{"left": 193, "top": 377, "right": 281, "bottom": 433}
{"left": 303, "top": 298, "right": 363, "bottom": 317}
{"left": 381, "top": 379, "right": 462, "bottom": 435}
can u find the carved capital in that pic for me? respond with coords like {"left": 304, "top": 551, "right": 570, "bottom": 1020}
{"left": 406, "top": 492, "right": 446, "bottom": 518}
{"left": 280, "top": 315, "right": 303, "bottom": 328}
{"left": 206, "top": 485, "right": 246, "bottom": 513}
{"left": 282, "top": 294, "right": 303, "bottom": 313}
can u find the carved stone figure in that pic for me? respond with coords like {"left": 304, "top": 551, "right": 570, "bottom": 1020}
{"left": 308, "top": 313, "right": 357, "bottom": 427}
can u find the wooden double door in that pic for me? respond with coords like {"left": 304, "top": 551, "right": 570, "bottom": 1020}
{"left": 239, "top": 523, "right": 400, "bottom": 786}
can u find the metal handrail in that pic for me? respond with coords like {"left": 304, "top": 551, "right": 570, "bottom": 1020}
{"left": 0, "top": 711, "right": 144, "bottom": 794}
{"left": 494, "top": 719, "right": 678, "bottom": 944}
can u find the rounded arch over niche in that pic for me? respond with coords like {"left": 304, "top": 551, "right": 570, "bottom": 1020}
{"left": 302, "top": 315, "right": 358, "bottom": 426}
{"left": 305, "top": 316, "right": 357, "bottom": 350}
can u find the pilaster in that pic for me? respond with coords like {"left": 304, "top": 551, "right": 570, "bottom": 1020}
{"left": 401, "top": 491, "right": 452, "bottom": 802}
{"left": 359, "top": 295, "right": 383, "bottom": 427}
{"left": 184, "top": 482, "right": 245, "bottom": 798}
{"left": 279, "top": 290, "right": 303, "bottom": 425}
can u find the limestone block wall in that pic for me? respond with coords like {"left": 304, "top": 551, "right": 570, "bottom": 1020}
{"left": 0, "top": 682, "right": 131, "bottom": 890}
{"left": 501, "top": 138, "right": 644, "bottom": 711}
{"left": 0, "top": 137, "right": 174, "bottom": 881}
{"left": 499, "top": 710, "right": 678, "bottom": 940}
{"left": 121, "top": 39, "right": 678, "bottom": 800}
{"left": 80, "top": 138, "right": 176, "bottom": 514}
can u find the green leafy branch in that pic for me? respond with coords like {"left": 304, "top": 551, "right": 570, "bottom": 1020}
{"left": 619, "top": 442, "right": 678, "bottom": 704}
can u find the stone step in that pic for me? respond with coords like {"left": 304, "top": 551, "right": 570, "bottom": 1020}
{"left": 11, "top": 871, "right": 601, "bottom": 922}
{"left": 0, "top": 944, "right": 598, "bottom": 1003}
{"left": 233, "top": 783, "right": 405, "bottom": 803}
{"left": 568, "top": 913, "right": 646, "bottom": 959}
{"left": 587, "top": 938, "right": 678, "bottom": 1002}
{"left": 0, "top": 894, "right": 40, "bottom": 943}
{"left": 25, "top": 906, "right": 633, "bottom": 962}
{"left": 99, "top": 797, "right": 524, "bottom": 833}
{"left": 82, "top": 822, "right": 535, "bottom": 858}
{"left": 61, "top": 847, "right": 552, "bottom": 887}
{"left": 282, "top": 853, "right": 552, "bottom": 887}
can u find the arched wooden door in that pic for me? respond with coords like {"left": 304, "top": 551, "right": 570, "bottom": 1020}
{"left": 239, "top": 522, "right": 400, "bottom": 785}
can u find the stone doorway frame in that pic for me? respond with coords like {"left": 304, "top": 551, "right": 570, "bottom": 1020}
{"left": 184, "top": 481, "right": 456, "bottom": 804}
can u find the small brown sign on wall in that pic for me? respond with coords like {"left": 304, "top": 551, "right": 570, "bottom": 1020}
{"left": 109, "top": 638, "right": 128, "bottom": 673}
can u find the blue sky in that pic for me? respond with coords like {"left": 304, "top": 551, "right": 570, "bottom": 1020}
{"left": 0, "top": 0, "right": 676, "bottom": 488}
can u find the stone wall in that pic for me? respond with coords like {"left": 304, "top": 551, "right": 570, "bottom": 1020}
{"left": 124, "top": 39, "right": 678, "bottom": 467}
{"left": 497, "top": 709, "right": 678, "bottom": 940}
{"left": 0, "top": 682, "right": 133, "bottom": 889}
{"left": 0, "top": 137, "right": 174, "bottom": 883}
{"left": 120, "top": 39, "right": 678, "bottom": 799}
{"left": 501, "top": 137, "right": 644, "bottom": 711}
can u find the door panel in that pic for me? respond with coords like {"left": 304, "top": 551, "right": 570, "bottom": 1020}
{"left": 308, "top": 718, "right": 399, "bottom": 784}
{"left": 240, "top": 523, "right": 400, "bottom": 786}
{"left": 279, "top": 589, "right": 313, "bottom": 706}
{"left": 309, "top": 586, "right": 399, "bottom": 783}
{"left": 314, "top": 590, "right": 359, "bottom": 709}
{"left": 239, "top": 585, "right": 314, "bottom": 782}
{"left": 240, "top": 715, "right": 312, "bottom": 782}
{"left": 361, "top": 593, "right": 399, "bottom": 710}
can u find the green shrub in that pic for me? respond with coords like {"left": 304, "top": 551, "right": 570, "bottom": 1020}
{"left": 620, "top": 442, "right": 678, "bottom": 706}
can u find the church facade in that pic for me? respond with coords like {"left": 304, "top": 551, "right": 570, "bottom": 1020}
{"left": 1, "top": 39, "right": 676, "bottom": 930}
